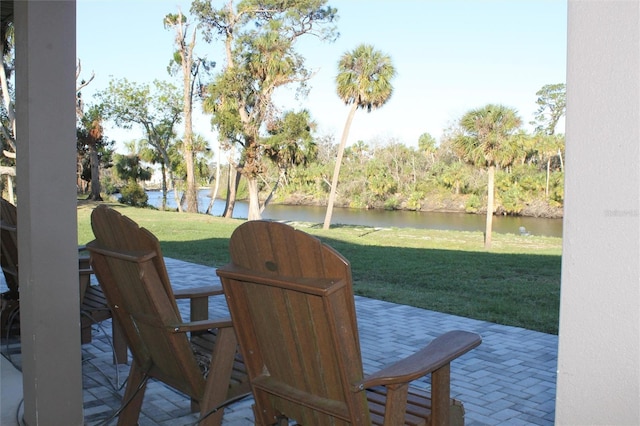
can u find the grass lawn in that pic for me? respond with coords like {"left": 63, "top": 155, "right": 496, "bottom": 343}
{"left": 78, "top": 201, "right": 562, "bottom": 334}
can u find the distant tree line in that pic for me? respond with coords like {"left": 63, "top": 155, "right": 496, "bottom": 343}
{"left": 256, "top": 93, "right": 565, "bottom": 221}
{"left": 89, "top": 77, "right": 566, "bottom": 225}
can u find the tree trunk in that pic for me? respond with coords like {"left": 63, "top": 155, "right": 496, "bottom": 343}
{"left": 484, "top": 165, "right": 495, "bottom": 249}
{"left": 161, "top": 163, "right": 168, "bottom": 210}
{"left": 323, "top": 103, "right": 358, "bottom": 230}
{"left": 242, "top": 138, "right": 263, "bottom": 220}
{"left": 558, "top": 149, "right": 564, "bottom": 172}
{"left": 223, "top": 163, "right": 240, "bottom": 218}
{"left": 260, "top": 169, "right": 283, "bottom": 214}
{"left": 179, "top": 14, "right": 199, "bottom": 214}
{"left": 76, "top": 156, "right": 83, "bottom": 192}
{"left": 183, "top": 83, "right": 197, "bottom": 212}
{"left": 5, "top": 174, "right": 15, "bottom": 204}
{"left": 184, "top": 144, "right": 198, "bottom": 213}
{"left": 247, "top": 177, "right": 261, "bottom": 220}
{"left": 205, "top": 142, "right": 222, "bottom": 215}
{"left": 173, "top": 176, "right": 183, "bottom": 213}
{"left": 205, "top": 186, "right": 216, "bottom": 215}
{"left": 88, "top": 144, "right": 102, "bottom": 201}
{"left": 545, "top": 158, "right": 551, "bottom": 198}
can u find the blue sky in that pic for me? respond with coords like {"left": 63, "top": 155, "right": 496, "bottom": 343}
{"left": 77, "top": 0, "right": 567, "bottom": 152}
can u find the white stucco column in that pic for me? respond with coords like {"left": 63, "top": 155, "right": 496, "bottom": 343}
{"left": 14, "top": 1, "right": 83, "bottom": 424}
{"left": 556, "top": 1, "right": 640, "bottom": 424}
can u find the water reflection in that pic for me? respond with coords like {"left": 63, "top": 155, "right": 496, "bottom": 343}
{"left": 146, "top": 190, "right": 563, "bottom": 238}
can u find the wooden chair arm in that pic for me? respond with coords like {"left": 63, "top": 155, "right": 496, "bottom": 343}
{"left": 174, "top": 285, "right": 225, "bottom": 324}
{"left": 79, "top": 267, "right": 93, "bottom": 275}
{"left": 170, "top": 317, "right": 233, "bottom": 333}
{"left": 355, "top": 330, "right": 481, "bottom": 390}
{"left": 174, "top": 285, "right": 224, "bottom": 299}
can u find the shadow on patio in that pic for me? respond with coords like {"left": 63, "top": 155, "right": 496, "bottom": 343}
{"left": 1, "top": 257, "right": 557, "bottom": 426}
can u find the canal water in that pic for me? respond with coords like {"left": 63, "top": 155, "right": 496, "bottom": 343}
{"left": 146, "top": 189, "right": 563, "bottom": 238}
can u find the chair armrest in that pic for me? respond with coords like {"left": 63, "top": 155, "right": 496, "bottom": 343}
{"left": 174, "top": 285, "right": 224, "bottom": 299}
{"left": 355, "top": 330, "right": 481, "bottom": 390}
{"left": 174, "top": 285, "right": 225, "bottom": 323}
{"left": 170, "top": 317, "right": 233, "bottom": 333}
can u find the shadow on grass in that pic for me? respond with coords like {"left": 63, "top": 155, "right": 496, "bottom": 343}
{"left": 160, "top": 232, "right": 561, "bottom": 335}
{"left": 78, "top": 204, "right": 559, "bottom": 332}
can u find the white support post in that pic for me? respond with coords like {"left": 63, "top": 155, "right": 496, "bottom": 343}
{"left": 14, "top": 1, "right": 83, "bottom": 424}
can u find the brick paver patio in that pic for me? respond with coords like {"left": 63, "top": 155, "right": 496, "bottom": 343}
{"left": 1, "top": 257, "right": 557, "bottom": 425}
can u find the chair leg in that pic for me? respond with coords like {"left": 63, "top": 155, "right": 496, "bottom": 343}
{"left": 111, "top": 316, "right": 128, "bottom": 364}
{"left": 117, "top": 362, "right": 148, "bottom": 426}
{"left": 199, "top": 327, "right": 238, "bottom": 426}
{"left": 0, "top": 298, "right": 19, "bottom": 337}
{"left": 252, "top": 404, "right": 269, "bottom": 426}
{"left": 382, "top": 383, "right": 409, "bottom": 426}
{"left": 430, "top": 364, "right": 451, "bottom": 426}
{"left": 80, "top": 321, "right": 93, "bottom": 345}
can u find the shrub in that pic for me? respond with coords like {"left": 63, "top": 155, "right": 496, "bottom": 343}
{"left": 101, "top": 176, "right": 118, "bottom": 195}
{"left": 499, "top": 185, "right": 526, "bottom": 214}
{"left": 406, "top": 191, "right": 424, "bottom": 210}
{"left": 465, "top": 194, "right": 482, "bottom": 213}
{"left": 384, "top": 196, "right": 401, "bottom": 210}
{"left": 119, "top": 180, "right": 148, "bottom": 207}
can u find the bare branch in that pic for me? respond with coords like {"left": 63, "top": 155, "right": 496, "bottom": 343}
{"left": 76, "top": 72, "right": 95, "bottom": 92}
{"left": 0, "top": 165, "right": 16, "bottom": 176}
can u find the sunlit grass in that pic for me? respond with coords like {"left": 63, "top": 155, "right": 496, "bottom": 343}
{"left": 78, "top": 201, "right": 562, "bottom": 334}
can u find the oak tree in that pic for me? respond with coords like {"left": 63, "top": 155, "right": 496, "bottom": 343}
{"left": 193, "top": 0, "right": 338, "bottom": 220}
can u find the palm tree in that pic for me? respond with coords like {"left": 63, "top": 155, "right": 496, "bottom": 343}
{"left": 535, "top": 133, "right": 564, "bottom": 198}
{"left": 532, "top": 83, "right": 566, "bottom": 197}
{"left": 78, "top": 106, "right": 106, "bottom": 201}
{"left": 262, "top": 110, "right": 317, "bottom": 213}
{"left": 323, "top": 44, "right": 396, "bottom": 229}
{"left": 453, "top": 104, "right": 522, "bottom": 248}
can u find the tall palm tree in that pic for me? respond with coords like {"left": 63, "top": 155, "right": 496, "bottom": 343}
{"left": 453, "top": 104, "right": 522, "bottom": 248}
{"left": 323, "top": 44, "right": 396, "bottom": 229}
{"left": 78, "top": 106, "right": 107, "bottom": 201}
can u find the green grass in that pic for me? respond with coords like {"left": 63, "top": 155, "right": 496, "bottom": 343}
{"left": 78, "top": 201, "right": 562, "bottom": 334}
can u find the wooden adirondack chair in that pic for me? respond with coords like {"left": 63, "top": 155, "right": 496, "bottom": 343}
{"left": 0, "top": 198, "right": 126, "bottom": 365}
{"left": 87, "top": 205, "right": 250, "bottom": 426}
{"left": 216, "top": 220, "right": 482, "bottom": 426}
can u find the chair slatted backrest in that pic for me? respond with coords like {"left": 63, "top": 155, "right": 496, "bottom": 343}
{"left": 217, "top": 221, "right": 371, "bottom": 425}
{"left": 88, "top": 205, "right": 205, "bottom": 397}
{"left": 0, "top": 198, "right": 19, "bottom": 298}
